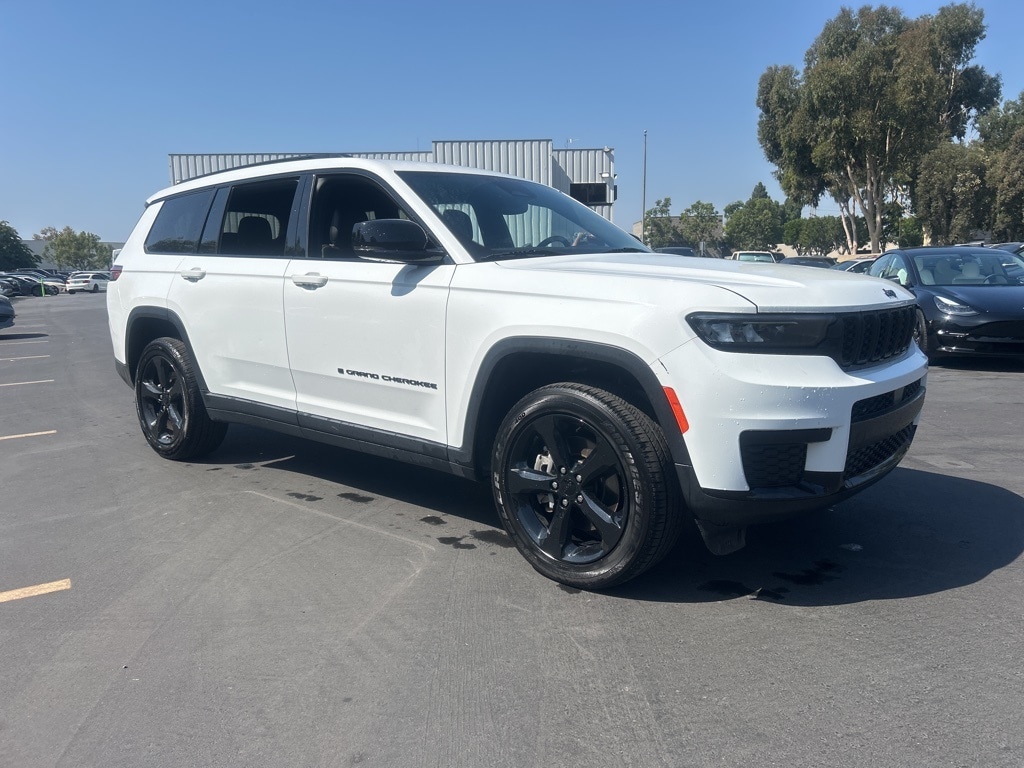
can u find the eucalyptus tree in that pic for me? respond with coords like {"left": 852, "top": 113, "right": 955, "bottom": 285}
{"left": 757, "top": 4, "right": 1000, "bottom": 253}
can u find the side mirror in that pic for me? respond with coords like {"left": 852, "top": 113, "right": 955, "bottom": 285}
{"left": 352, "top": 220, "right": 444, "bottom": 264}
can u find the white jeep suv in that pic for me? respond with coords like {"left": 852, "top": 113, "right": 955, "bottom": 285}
{"left": 107, "top": 157, "right": 927, "bottom": 588}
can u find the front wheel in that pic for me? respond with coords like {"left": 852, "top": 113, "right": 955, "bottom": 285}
{"left": 134, "top": 337, "right": 227, "bottom": 460}
{"left": 492, "top": 383, "right": 682, "bottom": 589}
{"left": 913, "top": 309, "right": 931, "bottom": 358}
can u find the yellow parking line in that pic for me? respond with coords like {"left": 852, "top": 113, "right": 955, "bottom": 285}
{"left": 0, "top": 578, "right": 71, "bottom": 604}
{"left": 0, "top": 430, "right": 57, "bottom": 441}
{"left": 0, "top": 380, "right": 54, "bottom": 387}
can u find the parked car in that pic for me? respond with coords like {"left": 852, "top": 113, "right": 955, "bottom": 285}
{"left": 0, "top": 294, "right": 14, "bottom": 330}
{"left": 990, "top": 242, "right": 1024, "bottom": 256}
{"left": 779, "top": 256, "right": 836, "bottom": 268}
{"left": 728, "top": 251, "right": 776, "bottom": 263}
{"left": 0, "top": 277, "right": 19, "bottom": 297}
{"left": 66, "top": 271, "right": 111, "bottom": 293}
{"left": 831, "top": 257, "right": 878, "bottom": 274}
{"left": 0, "top": 273, "right": 55, "bottom": 296}
{"left": 868, "top": 246, "right": 1024, "bottom": 358}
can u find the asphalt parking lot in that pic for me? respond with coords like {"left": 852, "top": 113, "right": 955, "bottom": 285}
{"left": 2, "top": 293, "right": 1023, "bottom": 768}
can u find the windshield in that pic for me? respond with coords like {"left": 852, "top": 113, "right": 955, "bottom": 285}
{"left": 398, "top": 171, "right": 649, "bottom": 261}
{"left": 913, "top": 250, "right": 1024, "bottom": 286}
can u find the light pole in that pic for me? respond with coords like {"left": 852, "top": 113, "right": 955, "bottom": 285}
{"left": 641, "top": 130, "right": 647, "bottom": 246}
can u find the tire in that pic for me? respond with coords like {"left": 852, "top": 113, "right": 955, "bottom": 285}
{"left": 492, "top": 383, "right": 682, "bottom": 589}
{"left": 91, "top": 284, "right": 99, "bottom": 293}
{"left": 134, "top": 337, "right": 227, "bottom": 460}
{"left": 913, "top": 309, "right": 931, "bottom": 358}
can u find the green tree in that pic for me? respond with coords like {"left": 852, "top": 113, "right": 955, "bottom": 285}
{"left": 678, "top": 201, "right": 721, "bottom": 255}
{"left": 914, "top": 142, "right": 991, "bottom": 244}
{"left": 724, "top": 197, "right": 783, "bottom": 251}
{"left": 642, "top": 198, "right": 680, "bottom": 249}
{"left": 34, "top": 226, "right": 112, "bottom": 271}
{"left": 0, "top": 221, "right": 38, "bottom": 270}
{"left": 977, "top": 90, "right": 1024, "bottom": 152}
{"left": 988, "top": 127, "right": 1024, "bottom": 241}
{"left": 757, "top": 3, "right": 1000, "bottom": 253}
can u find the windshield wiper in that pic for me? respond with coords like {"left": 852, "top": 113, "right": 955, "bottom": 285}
{"left": 479, "top": 248, "right": 568, "bottom": 261}
{"left": 603, "top": 247, "right": 649, "bottom": 253}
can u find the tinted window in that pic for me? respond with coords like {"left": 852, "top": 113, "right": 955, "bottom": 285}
{"left": 309, "top": 174, "right": 412, "bottom": 259}
{"left": 216, "top": 177, "right": 299, "bottom": 257}
{"left": 145, "top": 190, "right": 215, "bottom": 254}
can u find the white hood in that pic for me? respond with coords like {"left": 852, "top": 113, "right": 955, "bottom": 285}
{"left": 498, "top": 253, "right": 914, "bottom": 312}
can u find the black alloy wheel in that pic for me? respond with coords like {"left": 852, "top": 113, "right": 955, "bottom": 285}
{"left": 492, "top": 383, "right": 682, "bottom": 589}
{"left": 134, "top": 337, "right": 227, "bottom": 460}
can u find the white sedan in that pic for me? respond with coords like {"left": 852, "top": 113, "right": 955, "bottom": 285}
{"left": 66, "top": 272, "right": 111, "bottom": 294}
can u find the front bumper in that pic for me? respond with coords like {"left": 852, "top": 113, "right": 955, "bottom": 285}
{"left": 656, "top": 340, "right": 928, "bottom": 526}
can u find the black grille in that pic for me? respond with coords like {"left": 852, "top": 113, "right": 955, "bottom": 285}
{"left": 837, "top": 306, "right": 916, "bottom": 369}
{"left": 844, "top": 425, "right": 914, "bottom": 480}
{"left": 741, "top": 443, "right": 807, "bottom": 488}
{"left": 851, "top": 378, "right": 924, "bottom": 422}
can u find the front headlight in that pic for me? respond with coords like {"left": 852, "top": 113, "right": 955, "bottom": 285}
{"left": 933, "top": 295, "right": 978, "bottom": 316}
{"left": 687, "top": 312, "right": 835, "bottom": 352}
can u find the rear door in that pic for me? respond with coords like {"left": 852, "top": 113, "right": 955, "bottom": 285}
{"left": 165, "top": 176, "right": 301, "bottom": 411}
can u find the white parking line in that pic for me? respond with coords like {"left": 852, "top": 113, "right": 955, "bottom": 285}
{"left": 0, "top": 430, "right": 57, "bottom": 441}
{"left": 0, "top": 355, "right": 50, "bottom": 362}
{"left": 0, "top": 579, "right": 71, "bottom": 604}
{"left": 0, "top": 340, "right": 49, "bottom": 345}
{"left": 0, "top": 380, "right": 55, "bottom": 387}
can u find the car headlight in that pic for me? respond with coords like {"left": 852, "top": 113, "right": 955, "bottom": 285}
{"left": 933, "top": 295, "right": 978, "bottom": 316}
{"left": 687, "top": 312, "right": 835, "bottom": 351}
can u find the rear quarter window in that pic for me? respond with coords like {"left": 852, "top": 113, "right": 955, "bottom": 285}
{"left": 145, "top": 190, "right": 215, "bottom": 254}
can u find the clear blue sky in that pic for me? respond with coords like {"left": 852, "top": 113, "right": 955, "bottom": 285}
{"left": 2, "top": 0, "right": 1021, "bottom": 242}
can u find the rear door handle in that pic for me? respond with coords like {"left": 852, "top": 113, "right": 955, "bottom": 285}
{"left": 180, "top": 267, "right": 206, "bottom": 282}
{"left": 291, "top": 273, "right": 328, "bottom": 289}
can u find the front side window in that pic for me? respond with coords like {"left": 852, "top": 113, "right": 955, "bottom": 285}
{"left": 145, "top": 190, "right": 215, "bottom": 254}
{"left": 399, "top": 171, "right": 648, "bottom": 261}
{"left": 308, "top": 174, "right": 412, "bottom": 259}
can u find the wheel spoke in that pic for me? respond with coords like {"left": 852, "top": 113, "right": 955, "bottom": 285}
{"left": 531, "top": 414, "right": 574, "bottom": 470}
{"left": 577, "top": 439, "right": 619, "bottom": 485}
{"left": 165, "top": 404, "right": 184, "bottom": 432}
{"left": 507, "top": 466, "right": 555, "bottom": 496}
{"left": 577, "top": 492, "right": 624, "bottom": 549}
{"left": 155, "top": 358, "right": 171, "bottom": 390}
{"left": 141, "top": 379, "right": 162, "bottom": 398}
{"left": 538, "top": 505, "right": 572, "bottom": 558}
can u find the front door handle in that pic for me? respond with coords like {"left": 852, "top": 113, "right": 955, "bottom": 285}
{"left": 291, "top": 273, "right": 328, "bottom": 289}
{"left": 180, "top": 267, "right": 206, "bottom": 282}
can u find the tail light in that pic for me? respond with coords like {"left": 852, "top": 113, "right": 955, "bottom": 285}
{"left": 109, "top": 265, "right": 123, "bottom": 281}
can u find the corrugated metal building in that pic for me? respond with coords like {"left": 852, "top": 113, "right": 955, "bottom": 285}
{"left": 168, "top": 139, "right": 617, "bottom": 221}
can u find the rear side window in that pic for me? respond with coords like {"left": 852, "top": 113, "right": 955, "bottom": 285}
{"left": 145, "top": 190, "right": 215, "bottom": 254}
{"left": 214, "top": 178, "right": 299, "bottom": 257}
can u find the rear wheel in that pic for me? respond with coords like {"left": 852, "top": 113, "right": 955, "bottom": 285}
{"left": 134, "top": 337, "right": 227, "bottom": 460}
{"left": 492, "top": 383, "right": 682, "bottom": 589}
{"left": 91, "top": 283, "right": 99, "bottom": 293}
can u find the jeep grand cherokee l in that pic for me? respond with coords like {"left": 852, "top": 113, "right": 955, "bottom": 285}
{"left": 107, "top": 158, "right": 927, "bottom": 588}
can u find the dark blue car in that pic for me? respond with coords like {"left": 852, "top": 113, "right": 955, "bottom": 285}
{"left": 868, "top": 246, "right": 1024, "bottom": 358}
